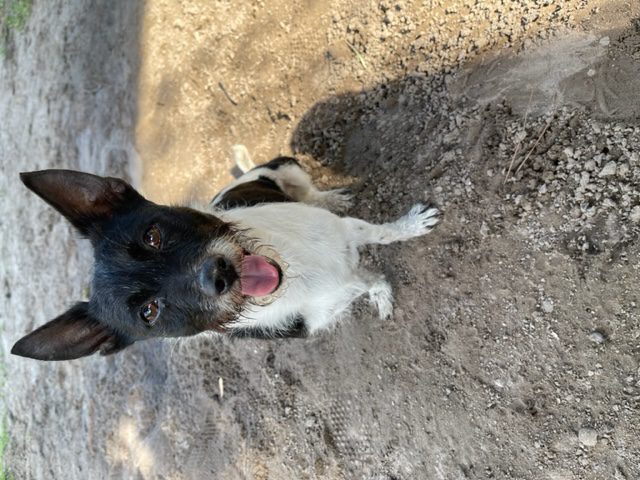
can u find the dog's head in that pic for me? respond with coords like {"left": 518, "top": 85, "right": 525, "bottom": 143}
{"left": 12, "top": 170, "right": 282, "bottom": 361}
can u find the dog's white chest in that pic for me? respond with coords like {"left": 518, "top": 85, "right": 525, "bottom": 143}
{"left": 220, "top": 203, "right": 361, "bottom": 331}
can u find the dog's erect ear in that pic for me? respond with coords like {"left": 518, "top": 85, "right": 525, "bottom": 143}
{"left": 11, "top": 302, "right": 134, "bottom": 361}
{"left": 20, "top": 170, "right": 143, "bottom": 235}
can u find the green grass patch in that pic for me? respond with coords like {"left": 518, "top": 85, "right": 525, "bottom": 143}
{"left": 1, "top": 0, "right": 32, "bottom": 30}
{"left": 0, "top": 0, "right": 33, "bottom": 56}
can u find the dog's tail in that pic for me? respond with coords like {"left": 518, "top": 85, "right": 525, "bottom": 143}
{"left": 231, "top": 144, "right": 256, "bottom": 173}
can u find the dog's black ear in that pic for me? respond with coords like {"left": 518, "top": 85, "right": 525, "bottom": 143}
{"left": 20, "top": 170, "right": 143, "bottom": 235}
{"left": 11, "top": 302, "right": 134, "bottom": 361}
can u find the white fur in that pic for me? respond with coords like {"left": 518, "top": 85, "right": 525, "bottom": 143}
{"left": 231, "top": 144, "right": 256, "bottom": 173}
{"left": 206, "top": 152, "right": 440, "bottom": 335}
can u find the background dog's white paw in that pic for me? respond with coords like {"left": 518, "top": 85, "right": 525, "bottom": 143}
{"left": 369, "top": 281, "right": 393, "bottom": 320}
{"left": 395, "top": 203, "right": 441, "bottom": 240}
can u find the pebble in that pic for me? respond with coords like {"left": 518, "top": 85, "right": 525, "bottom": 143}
{"left": 616, "top": 163, "right": 629, "bottom": 177}
{"left": 578, "top": 428, "right": 598, "bottom": 447}
{"left": 588, "top": 331, "right": 605, "bottom": 344}
{"left": 598, "top": 161, "right": 617, "bottom": 177}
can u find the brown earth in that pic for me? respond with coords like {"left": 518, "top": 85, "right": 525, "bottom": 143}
{"left": 1, "top": 0, "right": 640, "bottom": 479}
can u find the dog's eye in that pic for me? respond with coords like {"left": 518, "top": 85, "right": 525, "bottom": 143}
{"left": 140, "top": 300, "right": 162, "bottom": 325}
{"left": 143, "top": 225, "right": 162, "bottom": 249}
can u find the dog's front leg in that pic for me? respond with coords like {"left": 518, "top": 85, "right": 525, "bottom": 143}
{"left": 355, "top": 270, "right": 394, "bottom": 320}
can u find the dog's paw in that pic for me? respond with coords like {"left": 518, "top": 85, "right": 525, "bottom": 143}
{"left": 369, "top": 281, "right": 393, "bottom": 320}
{"left": 326, "top": 188, "right": 354, "bottom": 212}
{"left": 395, "top": 203, "right": 441, "bottom": 240}
{"left": 313, "top": 188, "right": 353, "bottom": 213}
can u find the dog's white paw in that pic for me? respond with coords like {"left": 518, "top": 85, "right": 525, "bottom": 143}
{"left": 395, "top": 203, "right": 441, "bottom": 240}
{"left": 369, "top": 281, "right": 393, "bottom": 320}
{"left": 312, "top": 188, "right": 353, "bottom": 213}
{"left": 325, "top": 188, "right": 353, "bottom": 212}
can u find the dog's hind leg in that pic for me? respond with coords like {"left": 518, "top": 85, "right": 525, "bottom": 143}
{"left": 255, "top": 159, "right": 351, "bottom": 212}
{"left": 268, "top": 163, "right": 352, "bottom": 212}
{"left": 226, "top": 145, "right": 352, "bottom": 212}
{"left": 343, "top": 203, "right": 441, "bottom": 247}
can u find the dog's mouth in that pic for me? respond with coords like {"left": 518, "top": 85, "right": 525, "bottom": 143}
{"left": 239, "top": 254, "right": 282, "bottom": 298}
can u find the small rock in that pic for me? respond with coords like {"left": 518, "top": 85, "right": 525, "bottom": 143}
{"left": 617, "top": 163, "right": 629, "bottom": 177}
{"left": 579, "top": 171, "right": 590, "bottom": 188}
{"left": 589, "top": 331, "right": 605, "bottom": 344}
{"left": 562, "top": 147, "right": 574, "bottom": 158}
{"left": 480, "top": 221, "right": 489, "bottom": 237}
{"left": 578, "top": 428, "right": 598, "bottom": 447}
{"left": 598, "top": 161, "right": 617, "bottom": 178}
{"left": 630, "top": 206, "right": 640, "bottom": 223}
{"left": 542, "top": 299, "right": 554, "bottom": 313}
{"left": 599, "top": 36, "right": 610, "bottom": 46}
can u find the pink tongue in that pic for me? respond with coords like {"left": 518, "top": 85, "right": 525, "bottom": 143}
{"left": 241, "top": 255, "right": 280, "bottom": 297}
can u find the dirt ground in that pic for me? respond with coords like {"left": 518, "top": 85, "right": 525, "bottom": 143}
{"left": 2, "top": 0, "right": 640, "bottom": 479}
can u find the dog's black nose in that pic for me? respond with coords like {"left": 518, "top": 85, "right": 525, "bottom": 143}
{"left": 199, "top": 256, "right": 238, "bottom": 295}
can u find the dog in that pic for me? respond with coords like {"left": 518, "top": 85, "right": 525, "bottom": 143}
{"left": 12, "top": 148, "right": 440, "bottom": 360}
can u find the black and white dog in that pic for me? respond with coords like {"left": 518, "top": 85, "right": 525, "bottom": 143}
{"left": 12, "top": 148, "right": 440, "bottom": 360}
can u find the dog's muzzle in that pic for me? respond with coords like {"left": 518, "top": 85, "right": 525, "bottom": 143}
{"left": 198, "top": 256, "right": 239, "bottom": 296}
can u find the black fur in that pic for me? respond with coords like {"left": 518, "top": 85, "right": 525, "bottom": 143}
{"left": 90, "top": 203, "right": 236, "bottom": 341}
{"left": 230, "top": 314, "right": 308, "bottom": 339}
{"left": 13, "top": 170, "right": 247, "bottom": 360}
{"left": 254, "top": 156, "right": 301, "bottom": 171}
{"left": 11, "top": 302, "right": 132, "bottom": 361}
{"left": 213, "top": 176, "right": 293, "bottom": 210}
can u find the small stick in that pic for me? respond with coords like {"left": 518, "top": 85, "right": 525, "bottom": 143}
{"left": 219, "top": 82, "right": 238, "bottom": 106}
{"left": 514, "top": 115, "right": 553, "bottom": 176}
{"left": 345, "top": 40, "right": 368, "bottom": 69}
{"left": 504, "top": 89, "right": 533, "bottom": 184}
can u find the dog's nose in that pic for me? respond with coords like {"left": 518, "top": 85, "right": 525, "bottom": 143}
{"left": 198, "top": 256, "right": 238, "bottom": 295}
